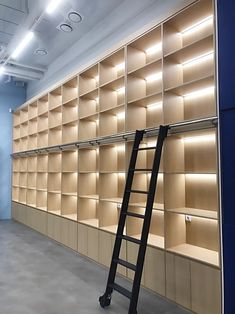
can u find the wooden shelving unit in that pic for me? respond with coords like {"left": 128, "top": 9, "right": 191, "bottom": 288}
{"left": 11, "top": 1, "right": 221, "bottom": 313}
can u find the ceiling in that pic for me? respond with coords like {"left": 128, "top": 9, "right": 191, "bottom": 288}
{"left": 0, "top": 0, "right": 125, "bottom": 82}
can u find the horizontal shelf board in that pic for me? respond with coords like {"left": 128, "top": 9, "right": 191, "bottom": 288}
{"left": 79, "top": 171, "right": 98, "bottom": 174}
{"left": 62, "top": 96, "right": 78, "bottom": 105}
{"left": 127, "top": 58, "right": 162, "bottom": 76}
{"left": 36, "top": 189, "right": 47, "bottom": 192}
{"left": 37, "top": 206, "right": 47, "bottom": 211}
{"left": 79, "top": 194, "right": 99, "bottom": 200}
{"left": 132, "top": 233, "right": 164, "bottom": 249}
{"left": 164, "top": 74, "right": 214, "bottom": 94}
{"left": 79, "top": 113, "right": 98, "bottom": 121}
{"left": 79, "top": 88, "right": 98, "bottom": 100}
{"left": 99, "top": 103, "right": 125, "bottom": 114}
{"left": 127, "top": 92, "right": 162, "bottom": 107}
{"left": 62, "top": 193, "right": 77, "bottom": 196}
{"left": 129, "top": 202, "right": 164, "bottom": 211}
{"left": 79, "top": 218, "right": 99, "bottom": 228}
{"left": 100, "top": 197, "right": 123, "bottom": 204}
{"left": 99, "top": 171, "right": 125, "bottom": 174}
{"left": 48, "top": 210, "right": 61, "bottom": 216}
{"left": 164, "top": 35, "right": 213, "bottom": 64}
{"left": 168, "top": 243, "right": 219, "bottom": 267}
{"left": 62, "top": 118, "right": 78, "bottom": 125}
{"left": 62, "top": 213, "right": 77, "bottom": 221}
{"left": 166, "top": 207, "right": 218, "bottom": 219}
{"left": 79, "top": 88, "right": 98, "bottom": 98}
{"left": 48, "top": 191, "right": 61, "bottom": 194}
{"left": 99, "top": 75, "right": 125, "bottom": 90}
{"left": 163, "top": 33, "right": 214, "bottom": 58}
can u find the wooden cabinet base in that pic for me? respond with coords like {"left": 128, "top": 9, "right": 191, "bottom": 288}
{"left": 11, "top": 202, "right": 222, "bottom": 313}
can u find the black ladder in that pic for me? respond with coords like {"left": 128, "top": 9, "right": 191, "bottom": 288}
{"left": 99, "top": 125, "right": 169, "bottom": 314}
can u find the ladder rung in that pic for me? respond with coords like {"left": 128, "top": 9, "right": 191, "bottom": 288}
{"left": 129, "top": 189, "right": 148, "bottom": 195}
{"left": 110, "top": 283, "right": 132, "bottom": 299}
{"left": 113, "top": 258, "right": 137, "bottom": 271}
{"left": 134, "top": 146, "right": 156, "bottom": 151}
{"left": 120, "top": 235, "right": 142, "bottom": 245}
{"left": 125, "top": 211, "right": 145, "bottom": 219}
{"left": 130, "top": 168, "right": 152, "bottom": 172}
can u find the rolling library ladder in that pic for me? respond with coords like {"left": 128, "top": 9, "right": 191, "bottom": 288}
{"left": 11, "top": 1, "right": 222, "bottom": 313}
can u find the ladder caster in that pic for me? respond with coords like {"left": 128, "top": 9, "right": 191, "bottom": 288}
{"left": 99, "top": 293, "right": 111, "bottom": 308}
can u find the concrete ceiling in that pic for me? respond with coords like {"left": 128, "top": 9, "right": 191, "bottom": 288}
{"left": 0, "top": 0, "right": 126, "bottom": 82}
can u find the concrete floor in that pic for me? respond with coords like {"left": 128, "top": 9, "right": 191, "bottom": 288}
{"left": 0, "top": 220, "right": 190, "bottom": 314}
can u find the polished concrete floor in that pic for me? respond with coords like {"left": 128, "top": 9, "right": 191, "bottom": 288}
{"left": 0, "top": 220, "right": 189, "bottom": 314}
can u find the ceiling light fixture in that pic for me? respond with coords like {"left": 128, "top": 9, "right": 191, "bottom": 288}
{"left": 0, "top": 66, "right": 5, "bottom": 75}
{"left": 68, "top": 11, "right": 82, "bottom": 23}
{"left": 46, "top": 0, "right": 64, "bottom": 14}
{"left": 11, "top": 31, "right": 34, "bottom": 59}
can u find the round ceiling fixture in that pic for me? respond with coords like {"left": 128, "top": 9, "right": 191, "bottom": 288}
{"left": 60, "top": 23, "right": 73, "bottom": 33}
{"left": 34, "top": 48, "right": 48, "bottom": 56}
{"left": 68, "top": 11, "right": 82, "bottom": 23}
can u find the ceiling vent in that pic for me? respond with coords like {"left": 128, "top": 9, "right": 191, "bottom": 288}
{"left": 68, "top": 11, "right": 82, "bottom": 23}
{"left": 57, "top": 22, "right": 73, "bottom": 33}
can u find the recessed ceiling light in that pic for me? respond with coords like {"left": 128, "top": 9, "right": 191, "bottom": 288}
{"left": 68, "top": 11, "right": 82, "bottom": 23}
{"left": 34, "top": 48, "right": 48, "bottom": 56}
{"left": 59, "top": 23, "right": 73, "bottom": 33}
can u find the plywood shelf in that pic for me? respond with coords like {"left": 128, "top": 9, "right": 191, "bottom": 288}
{"left": 78, "top": 114, "right": 98, "bottom": 141}
{"left": 49, "top": 87, "right": 62, "bottom": 110}
{"left": 168, "top": 244, "right": 219, "bottom": 267}
{"left": 79, "top": 89, "right": 98, "bottom": 118}
{"left": 127, "top": 26, "right": 162, "bottom": 73}
{"left": 100, "top": 77, "right": 125, "bottom": 112}
{"left": 166, "top": 207, "right": 217, "bottom": 220}
{"left": 62, "top": 99, "right": 78, "bottom": 124}
{"left": 62, "top": 213, "right": 78, "bottom": 221}
{"left": 62, "top": 77, "right": 78, "bottom": 104}
{"left": 78, "top": 194, "right": 99, "bottom": 200}
{"left": 100, "top": 48, "right": 125, "bottom": 86}
{"left": 79, "top": 64, "right": 99, "bottom": 96}
{"left": 99, "top": 105, "right": 125, "bottom": 137}
{"left": 79, "top": 218, "right": 99, "bottom": 228}
{"left": 38, "top": 95, "right": 48, "bottom": 116}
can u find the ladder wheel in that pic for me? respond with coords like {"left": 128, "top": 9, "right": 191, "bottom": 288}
{"left": 99, "top": 294, "right": 111, "bottom": 308}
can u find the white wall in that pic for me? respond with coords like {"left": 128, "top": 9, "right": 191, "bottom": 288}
{"left": 26, "top": 0, "right": 194, "bottom": 100}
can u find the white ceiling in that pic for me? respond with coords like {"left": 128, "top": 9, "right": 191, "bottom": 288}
{"left": 0, "top": 0, "right": 126, "bottom": 81}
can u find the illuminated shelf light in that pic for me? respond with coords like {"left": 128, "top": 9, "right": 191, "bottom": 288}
{"left": 115, "top": 62, "right": 125, "bottom": 71}
{"left": 145, "top": 72, "right": 162, "bottom": 82}
{"left": 182, "top": 51, "right": 214, "bottom": 67}
{"left": 11, "top": 31, "right": 34, "bottom": 59}
{"left": 118, "top": 172, "right": 126, "bottom": 178}
{"left": 116, "top": 145, "right": 125, "bottom": 152}
{"left": 183, "top": 134, "right": 215, "bottom": 143}
{"left": 147, "top": 101, "right": 162, "bottom": 110}
{"left": 116, "top": 87, "right": 125, "bottom": 94}
{"left": 95, "top": 97, "right": 99, "bottom": 102}
{"left": 183, "top": 86, "right": 214, "bottom": 99}
{"left": 145, "top": 43, "right": 162, "bottom": 55}
{"left": 181, "top": 15, "right": 213, "bottom": 35}
{"left": 117, "top": 112, "right": 125, "bottom": 120}
{"left": 95, "top": 76, "right": 99, "bottom": 83}
{"left": 185, "top": 173, "right": 217, "bottom": 181}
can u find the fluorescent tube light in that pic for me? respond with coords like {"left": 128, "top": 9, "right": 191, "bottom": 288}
{"left": 183, "top": 86, "right": 214, "bottom": 99}
{"left": 46, "top": 0, "right": 63, "bottom": 14}
{"left": 117, "top": 112, "right": 125, "bottom": 120}
{"left": 182, "top": 51, "right": 214, "bottom": 67}
{"left": 145, "top": 43, "right": 162, "bottom": 55}
{"left": 116, "top": 87, "right": 125, "bottom": 94}
{"left": 11, "top": 31, "right": 34, "bottom": 59}
{"left": 181, "top": 15, "right": 213, "bottom": 35}
{"left": 145, "top": 72, "right": 162, "bottom": 82}
{"left": 147, "top": 101, "right": 162, "bottom": 110}
{"left": 0, "top": 66, "right": 5, "bottom": 75}
{"left": 183, "top": 134, "right": 215, "bottom": 143}
{"left": 115, "top": 62, "right": 125, "bottom": 71}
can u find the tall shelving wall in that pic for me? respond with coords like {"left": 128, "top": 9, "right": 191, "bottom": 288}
{"left": 11, "top": 1, "right": 222, "bottom": 313}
